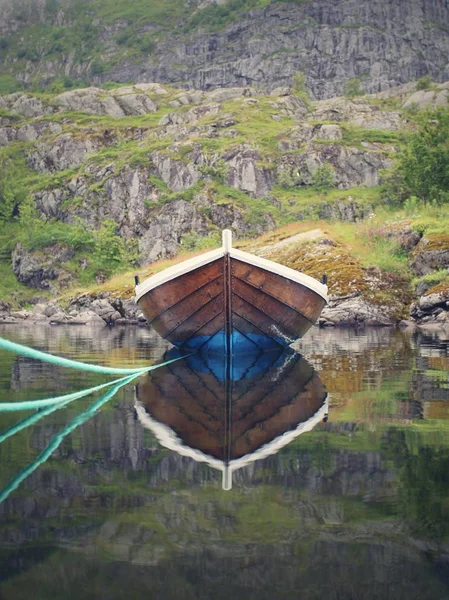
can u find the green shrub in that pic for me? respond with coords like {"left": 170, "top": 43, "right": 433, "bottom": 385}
{"left": 90, "top": 58, "right": 105, "bottom": 75}
{"left": 0, "top": 75, "right": 20, "bottom": 94}
{"left": 92, "top": 220, "right": 125, "bottom": 276}
{"left": 416, "top": 75, "right": 432, "bottom": 91}
{"left": 278, "top": 169, "right": 298, "bottom": 189}
{"left": 311, "top": 163, "right": 336, "bottom": 191}
{"left": 397, "top": 107, "right": 449, "bottom": 204}
{"left": 292, "top": 71, "right": 307, "bottom": 94}
{"left": 344, "top": 77, "right": 363, "bottom": 98}
{"left": 181, "top": 231, "right": 221, "bottom": 251}
{"left": 139, "top": 35, "right": 155, "bottom": 54}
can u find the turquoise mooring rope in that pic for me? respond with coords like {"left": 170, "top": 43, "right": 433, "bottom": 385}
{"left": 0, "top": 337, "right": 165, "bottom": 375}
{"left": 0, "top": 336, "right": 190, "bottom": 410}
{"left": 0, "top": 373, "right": 136, "bottom": 412}
{"left": 0, "top": 373, "right": 140, "bottom": 504}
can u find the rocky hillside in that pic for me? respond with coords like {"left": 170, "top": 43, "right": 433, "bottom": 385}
{"left": 1, "top": 78, "right": 449, "bottom": 327}
{"left": 0, "top": 81, "right": 404, "bottom": 275}
{"left": 0, "top": 0, "right": 448, "bottom": 97}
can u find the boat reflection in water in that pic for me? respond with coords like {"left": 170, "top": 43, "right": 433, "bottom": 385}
{"left": 135, "top": 348, "right": 328, "bottom": 490}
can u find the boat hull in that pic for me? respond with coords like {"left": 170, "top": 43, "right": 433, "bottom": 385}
{"left": 136, "top": 233, "right": 328, "bottom": 354}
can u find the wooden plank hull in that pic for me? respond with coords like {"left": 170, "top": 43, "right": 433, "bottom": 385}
{"left": 136, "top": 231, "right": 328, "bottom": 354}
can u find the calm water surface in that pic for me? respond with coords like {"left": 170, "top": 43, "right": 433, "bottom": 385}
{"left": 0, "top": 324, "right": 449, "bottom": 599}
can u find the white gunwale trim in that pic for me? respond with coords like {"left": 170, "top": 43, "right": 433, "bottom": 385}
{"left": 135, "top": 248, "right": 223, "bottom": 303}
{"left": 135, "top": 239, "right": 329, "bottom": 304}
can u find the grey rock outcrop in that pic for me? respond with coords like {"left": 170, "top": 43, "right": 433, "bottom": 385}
{"left": 150, "top": 151, "right": 202, "bottom": 192}
{"left": 138, "top": 199, "right": 208, "bottom": 264}
{"left": 53, "top": 87, "right": 159, "bottom": 117}
{"left": 282, "top": 144, "right": 391, "bottom": 189}
{"left": 0, "top": 93, "right": 50, "bottom": 118}
{"left": 225, "top": 145, "right": 274, "bottom": 198}
{"left": 318, "top": 200, "right": 373, "bottom": 222}
{"left": 319, "top": 296, "right": 396, "bottom": 327}
{"left": 12, "top": 243, "right": 74, "bottom": 290}
{"left": 27, "top": 133, "right": 101, "bottom": 172}
{"left": 410, "top": 237, "right": 449, "bottom": 276}
{"left": 2, "top": 1, "right": 449, "bottom": 100}
{"left": 159, "top": 103, "right": 221, "bottom": 127}
{"left": 100, "top": 0, "right": 449, "bottom": 98}
{"left": 312, "top": 98, "right": 403, "bottom": 130}
{"left": 402, "top": 84, "right": 449, "bottom": 109}
{"left": 0, "top": 121, "right": 62, "bottom": 147}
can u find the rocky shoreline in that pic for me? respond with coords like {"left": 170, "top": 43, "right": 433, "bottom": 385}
{"left": 1, "top": 287, "right": 448, "bottom": 331}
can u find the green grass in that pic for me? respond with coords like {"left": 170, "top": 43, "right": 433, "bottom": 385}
{"left": 0, "top": 75, "right": 21, "bottom": 94}
{"left": 341, "top": 125, "right": 401, "bottom": 146}
{"left": 412, "top": 269, "right": 449, "bottom": 289}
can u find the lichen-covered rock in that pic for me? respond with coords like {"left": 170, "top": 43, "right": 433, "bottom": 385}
{"left": 54, "top": 88, "right": 126, "bottom": 117}
{"left": 115, "top": 93, "right": 158, "bottom": 115}
{"left": 410, "top": 235, "right": 449, "bottom": 276}
{"left": 311, "top": 98, "right": 402, "bottom": 130}
{"left": 17, "top": 121, "right": 63, "bottom": 142}
{"left": 0, "top": 121, "right": 62, "bottom": 147}
{"left": 278, "top": 124, "right": 343, "bottom": 150}
{"left": 319, "top": 297, "right": 395, "bottom": 326}
{"left": 159, "top": 104, "right": 221, "bottom": 127}
{"left": 419, "top": 289, "right": 449, "bottom": 311}
{"left": 206, "top": 87, "right": 254, "bottom": 102}
{"left": 384, "top": 226, "right": 422, "bottom": 253}
{"left": 0, "top": 126, "right": 17, "bottom": 146}
{"left": 54, "top": 87, "right": 161, "bottom": 117}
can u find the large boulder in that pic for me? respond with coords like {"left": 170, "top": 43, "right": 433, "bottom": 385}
{"left": 159, "top": 104, "right": 221, "bottom": 127}
{"left": 319, "top": 296, "right": 396, "bottom": 327}
{"left": 311, "top": 98, "right": 402, "bottom": 130}
{"left": 54, "top": 88, "right": 126, "bottom": 117}
{"left": 402, "top": 85, "right": 449, "bottom": 110}
{"left": 115, "top": 93, "right": 158, "bottom": 115}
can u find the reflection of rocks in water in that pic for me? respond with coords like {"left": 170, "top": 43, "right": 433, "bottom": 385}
{"left": 0, "top": 527, "right": 448, "bottom": 600}
{"left": 136, "top": 349, "right": 328, "bottom": 489}
{"left": 3, "top": 324, "right": 170, "bottom": 392}
{"left": 2, "top": 328, "right": 449, "bottom": 598}
{"left": 0, "top": 324, "right": 169, "bottom": 359}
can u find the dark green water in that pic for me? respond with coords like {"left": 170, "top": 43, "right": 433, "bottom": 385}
{"left": 0, "top": 324, "right": 449, "bottom": 600}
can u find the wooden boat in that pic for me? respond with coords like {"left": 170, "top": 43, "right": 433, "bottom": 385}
{"left": 135, "top": 348, "right": 328, "bottom": 489}
{"left": 135, "top": 230, "right": 328, "bottom": 354}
